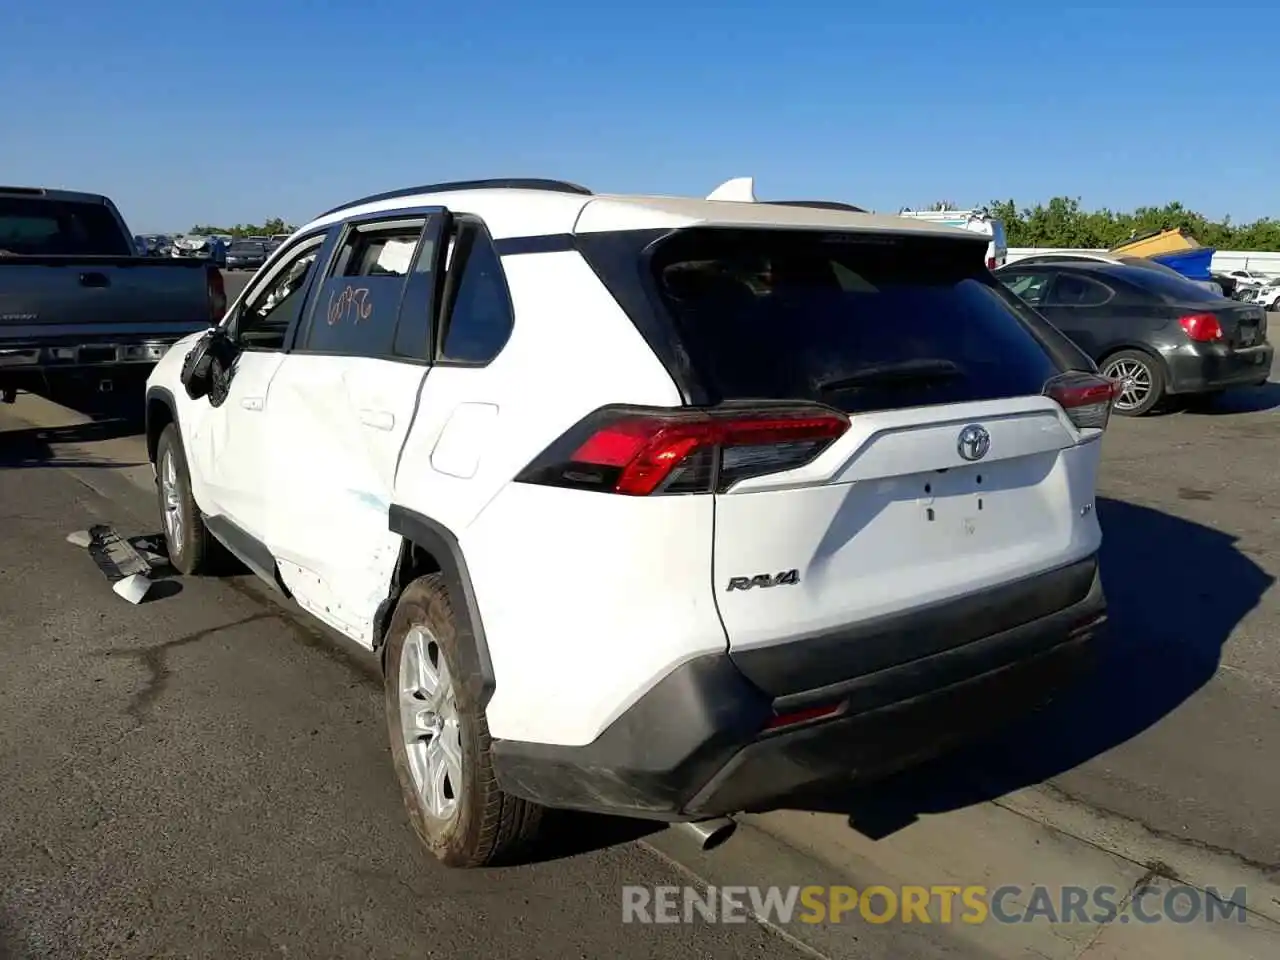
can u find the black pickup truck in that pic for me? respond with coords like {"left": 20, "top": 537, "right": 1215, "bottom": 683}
{"left": 0, "top": 186, "right": 225, "bottom": 402}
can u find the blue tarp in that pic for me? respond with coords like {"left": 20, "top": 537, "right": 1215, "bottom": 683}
{"left": 1150, "top": 247, "right": 1214, "bottom": 281}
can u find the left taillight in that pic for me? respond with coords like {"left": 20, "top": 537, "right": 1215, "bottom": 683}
{"left": 515, "top": 404, "right": 851, "bottom": 496}
{"left": 1044, "top": 371, "right": 1117, "bottom": 431}
{"left": 206, "top": 264, "right": 227, "bottom": 320}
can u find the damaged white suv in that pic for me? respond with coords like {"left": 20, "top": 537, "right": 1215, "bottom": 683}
{"left": 144, "top": 177, "right": 1114, "bottom": 867}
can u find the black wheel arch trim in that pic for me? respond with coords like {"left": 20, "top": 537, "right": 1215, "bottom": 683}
{"left": 145, "top": 384, "right": 179, "bottom": 464}
{"left": 387, "top": 505, "right": 496, "bottom": 709}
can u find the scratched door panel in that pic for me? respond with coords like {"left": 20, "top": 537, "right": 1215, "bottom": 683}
{"left": 190, "top": 350, "right": 286, "bottom": 534}
{"left": 264, "top": 353, "right": 426, "bottom": 647}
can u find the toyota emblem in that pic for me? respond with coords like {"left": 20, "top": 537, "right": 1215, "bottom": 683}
{"left": 957, "top": 424, "right": 991, "bottom": 462}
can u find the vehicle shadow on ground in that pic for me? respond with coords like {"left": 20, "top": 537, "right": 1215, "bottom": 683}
{"left": 525, "top": 810, "right": 664, "bottom": 864}
{"left": 788, "top": 495, "right": 1273, "bottom": 839}
{"left": 0, "top": 386, "right": 148, "bottom": 469}
{"left": 1179, "top": 382, "right": 1280, "bottom": 415}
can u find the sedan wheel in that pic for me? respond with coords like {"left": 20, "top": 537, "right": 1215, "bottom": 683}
{"left": 1101, "top": 350, "right": 1165, "bottom": 417}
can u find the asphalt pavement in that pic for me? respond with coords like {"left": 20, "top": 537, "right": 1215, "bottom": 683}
{"left": 4, "top": 362, "right": 1280, "bottom": 959}
{"left": 0, "top": 394, "right": 803, "bottom": 958}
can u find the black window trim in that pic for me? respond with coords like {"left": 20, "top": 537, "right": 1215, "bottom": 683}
{"left": 431, "top": 214, "right": 516, "bottom": 369}
{"left": 227, "top": 227, "right": 337, "bottom": 354}
{"left": 289, "top": 204, "right": 447, "bottom": 364}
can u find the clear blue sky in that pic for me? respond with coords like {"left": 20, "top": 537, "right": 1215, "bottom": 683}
{"left": 3, "top": 0, "right": 1275, "bottom": 232}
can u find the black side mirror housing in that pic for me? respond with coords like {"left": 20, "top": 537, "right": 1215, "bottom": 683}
{"left": 180, "top": 327, "right": 236, "bottom": 401}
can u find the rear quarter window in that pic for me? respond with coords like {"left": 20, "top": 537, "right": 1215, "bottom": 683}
{"left": 643, "top": 228, "right": 1066, "bottom": 413}
{"left": 1119, "top": 267, "right": 1225, "bottom": 303}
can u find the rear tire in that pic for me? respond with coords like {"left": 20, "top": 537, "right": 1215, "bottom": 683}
{"left": 384, "top": 574, "right": 543, "bottom": 867}
{"left": 1100, "top": 349, "right": 1165, "bottom": 416}
{"left": 155, "top": 423, "right": 216, "bottom": 575}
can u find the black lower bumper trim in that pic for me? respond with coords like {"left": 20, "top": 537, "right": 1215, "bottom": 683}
{"left": 1164, "top": 344, "right": 1273, "bottom": 394}
{"left": 490, "top": 654, "right": 773, "bottom": 820}
{"left": 491, "top": 558, "right": 1106, "bottom": 821}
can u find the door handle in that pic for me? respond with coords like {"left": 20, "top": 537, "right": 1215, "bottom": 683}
{"left": 358, "top": 409, "right": 394, "bottom": 431}
{"left": 241, "top": 396, "right": 264, "bottom": 411}
{"left": 78, "top": 272, "right": 111, "bottom": 288}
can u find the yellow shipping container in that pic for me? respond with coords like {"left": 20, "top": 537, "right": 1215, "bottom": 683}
{"left": 1110, "top": 227, "right": 1201, "bottom": 257}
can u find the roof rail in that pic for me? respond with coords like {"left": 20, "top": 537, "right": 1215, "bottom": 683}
{"left": 763, "top": 200, "right": 868, "bottom": 213}
{"left": 317, "top": 178, "right": 593, "bottom": 219}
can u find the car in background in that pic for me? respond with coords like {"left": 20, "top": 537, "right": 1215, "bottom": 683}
{"left": 1013, "top": 251, "right": 1224, "bottom": 295}
{"left": 896, "top": 208, "right": 1008, "bottom": 269}
{"left": 225, "top": 239, "right": 270, "bottom": 271}
{"left": 170, "top": 234, "right": 227, "bottom": 268}
{"left": 996, "top": 260, "right": 1271, "bottom": 416}
{"left": 265, "top": 232, "right": 291, "bottom": 254}
{"left": 1223, "top": 268, "right": 1269, "bottom": 292}
{"left": 1245, "top": 278, "right": 1280, "bottom": 311}
{"left": 0, "top": 185, "right": 226, "bottom": 401}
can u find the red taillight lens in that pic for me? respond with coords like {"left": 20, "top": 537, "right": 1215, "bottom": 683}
{"left": 206, "top": 265, "right": 227, "bottom": 320}
{"left": 1045, "top": 371, "right": 1117, "bottom": 430}
{"left": 764, "top": 703, "right": 842, "bottom": 731}
{"left": 517, "top": 404, "right": 850, "bottom": 496}
{"left": 986, "top": 256, "right": 997, "bottom": 270}
{"left": 1179, "top": 313, "right": 1223, "bottom": 342}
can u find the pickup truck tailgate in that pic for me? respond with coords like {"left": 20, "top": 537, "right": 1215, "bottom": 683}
{"left": 0, "top": 259, "right": 215, "bottom": 338}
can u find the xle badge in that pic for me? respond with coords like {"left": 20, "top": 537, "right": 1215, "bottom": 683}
{"left": 726, "top": 570, "right": 800, "bottom": 591}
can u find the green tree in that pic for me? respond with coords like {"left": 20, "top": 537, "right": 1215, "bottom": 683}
{"left": 989, "top": 197, "right": 1280, "bottom": 252}
{"left": 188, "top": 218, "right": 297, "bottom": 238}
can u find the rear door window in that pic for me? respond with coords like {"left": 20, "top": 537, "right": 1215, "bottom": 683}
{"left": 1044, "top": 274, "right": 1113, "bottom": 307}
{"left": 645, "top": 228, "right": 1063, "bottom": 413}
{"left": 299, "top": 220, "right": 427, "bottom": 357}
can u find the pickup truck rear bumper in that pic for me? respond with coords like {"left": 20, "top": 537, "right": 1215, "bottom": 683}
{"left": 0, "top": 335, "right": 192, "bottom": 397}
{"left": 0, "top": 340, "right": 173, "bottom": 369}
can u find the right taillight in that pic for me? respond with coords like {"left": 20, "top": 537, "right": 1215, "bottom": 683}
{"left": 1179, "top": 313, "right": 1223, "bottom": 342}
{"left": 515, "top": 404, "right": 850, "bottom": 496}
{"left": 1045, "top": 372, "right": 1117, "bottom": 431}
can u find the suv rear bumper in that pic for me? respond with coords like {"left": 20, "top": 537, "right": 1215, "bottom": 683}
{"left": 491, "top": 556, "right": 1107, "bottom": 821}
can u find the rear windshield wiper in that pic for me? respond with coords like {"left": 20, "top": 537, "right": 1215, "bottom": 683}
{"left": 816, "top": 359, "right": 964, "bottom": 393}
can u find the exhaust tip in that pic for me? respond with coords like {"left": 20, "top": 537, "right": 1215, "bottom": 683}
{"left": 675, "top": 816, "right": 737, "bottom": 851}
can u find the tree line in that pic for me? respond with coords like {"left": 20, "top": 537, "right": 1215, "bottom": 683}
{"left": 187, "top": 218, "right": 297, "bottom": 238}
{"left": 983, "top": 197, "right": 1280, "bottom": 252}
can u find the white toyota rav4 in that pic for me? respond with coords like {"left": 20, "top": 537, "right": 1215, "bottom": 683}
{"left": 144, "top": 178, "right": 1114, "bottom": 867}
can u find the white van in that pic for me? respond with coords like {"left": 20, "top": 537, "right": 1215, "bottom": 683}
{"left": 897, "top": 209, "right": 1008, "bottom": 270}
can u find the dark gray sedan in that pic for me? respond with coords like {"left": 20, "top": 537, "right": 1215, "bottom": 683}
{"left": 996, "top": 260, "right": 1272, "bottom": 416}
{"left": 225, "top": 239, "right": 269, "bottom": 272}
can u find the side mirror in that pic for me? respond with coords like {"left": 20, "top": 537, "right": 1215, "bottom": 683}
{"left": 180, "top": 327, "right": 236, "bottom": 402}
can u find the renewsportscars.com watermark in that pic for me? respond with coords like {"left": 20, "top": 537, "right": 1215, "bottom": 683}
{"left": 622, "top": 884, "right": 1249, "bottom": 926}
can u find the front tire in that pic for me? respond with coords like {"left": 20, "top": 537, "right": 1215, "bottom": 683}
{"left": 155, "top": 423, "right": 215, "bottom": 574}
{"left": 1101, "top": 349, "right": 1165, "bottom": 416}
{"left": 384, "top": 574, "right": 542, "bottom": 867}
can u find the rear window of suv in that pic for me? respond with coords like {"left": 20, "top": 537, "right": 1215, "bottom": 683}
{"left": 636, "top": 228, "right": 1066, "bottom": 413}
